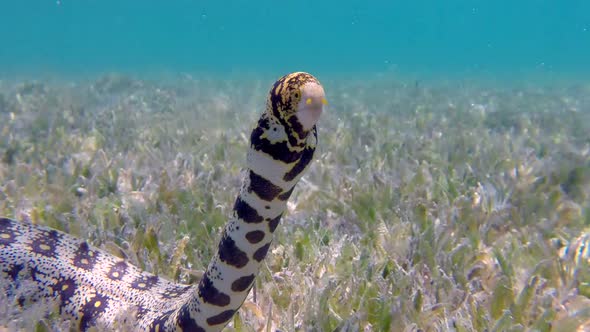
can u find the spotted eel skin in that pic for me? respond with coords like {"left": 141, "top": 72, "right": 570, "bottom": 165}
{"left": 0, "top": 72, "right": 326, "bottom": 331}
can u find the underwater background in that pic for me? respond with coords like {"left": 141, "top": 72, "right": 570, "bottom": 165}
{"left": 1, "top": 0, "right": 589, "bottom": 80}
{"left": 1, "top": 1, "right": 590, "bottom": 331}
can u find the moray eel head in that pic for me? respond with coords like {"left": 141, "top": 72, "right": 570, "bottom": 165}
{"left": 267, "top": 72, "right": 326, "bottom": 138}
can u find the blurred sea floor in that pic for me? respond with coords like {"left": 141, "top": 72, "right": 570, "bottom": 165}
{"left": 0, "top": 73, "right": 589, "bottom": 331}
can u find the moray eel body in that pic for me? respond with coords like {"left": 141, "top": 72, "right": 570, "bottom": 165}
{"left": 0, "top": 72, "right": 326, "bottom": 331}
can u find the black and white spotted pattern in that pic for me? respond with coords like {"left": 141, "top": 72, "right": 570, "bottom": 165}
{"left": 0, "top": 72, "right": 326, "bottom": 331}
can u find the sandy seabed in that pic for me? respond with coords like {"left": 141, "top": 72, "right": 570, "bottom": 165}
{"left": 1, "top": 73, "right": 589, "bottom": 331}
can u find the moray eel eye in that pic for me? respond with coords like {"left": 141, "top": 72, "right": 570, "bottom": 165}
{"left": 305, "top": 97, "right": 327, "bottom": 106}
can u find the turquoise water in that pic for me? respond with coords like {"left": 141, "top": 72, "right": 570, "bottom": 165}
{"left": 1, "top": 1, "right": 589, "bottom": 80}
